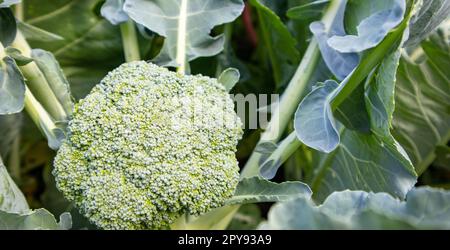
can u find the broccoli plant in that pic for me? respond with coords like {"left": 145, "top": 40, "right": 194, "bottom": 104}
{"left": 0, "top": 0, "right": 450, "bottom": 230}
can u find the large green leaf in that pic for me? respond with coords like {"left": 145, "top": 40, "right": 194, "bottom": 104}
{"left": 261, "top": 187, "right": 450, "bottom": 229}
{"left": 0, "top": 56, "right": 26, "bottom": 115}
{"left": 123, "top": 0, "right": 245, "bottom": 67}
{"left": 248, "top": 0, "right": 300, "bottom": 88}
{"left": 0, "top": 156, "right": 29, "bottom": 214}
{"left": 226, "top": 176, "right": 311, "bottom": 205}
{"left": 295, "top": 13, "right": 409, "bottom": 153}
{"left": 311, "top": 129, "right": 416, "bottom": 202}
{"left": 0, "top": 209, "right": 71, "bottom": 229}
{"left": 365, "top": 50, "right": 402, "bottom": 139}
{"left": 392, "top": 32, "right": 450, "bottom": 174}
{"left": 0, "top": 157, "right": 72, "bottom": 230}
{"left": 405, "top": 0, "right": 450, "bottom": 47}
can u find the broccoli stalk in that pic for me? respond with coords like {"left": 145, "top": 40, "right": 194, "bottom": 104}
{"left": 11, "top": 33, "right": 68, "bottom": 123}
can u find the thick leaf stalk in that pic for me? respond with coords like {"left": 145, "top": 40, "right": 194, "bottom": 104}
{"left": 120, "top": 19, "right": 140, "bottom": 62}
{"left": 11, "top": 32, "right": 68, "bottom": 122}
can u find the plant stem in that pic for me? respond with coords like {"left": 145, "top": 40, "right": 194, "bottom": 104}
{"left": 14, "top": 2, "right": 24, "bottom": 21}
{"left": 11, "top": 32, "right": 67, "bottom": 122}
{"left": 120, "top": 19, "right": 140, "bottom": 62}
{"left": 23, "top": 87, "right": 59, "bottom": 141}
{"left": 176, "top": 0, "right": 188, "bottom": 74}
{"left": 240, "top": 0, "right": 342, "bottom": 178}
{"left": 170, "top": 214, "right": 187, "bottom": 230}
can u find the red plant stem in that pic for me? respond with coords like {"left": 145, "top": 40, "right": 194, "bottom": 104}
{"left": 242, "top": 2, "right": 258, "bottom": 48}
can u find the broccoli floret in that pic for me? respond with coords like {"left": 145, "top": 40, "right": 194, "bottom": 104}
{"left": 53, "top": 61, "right": 243, "bottom": 229}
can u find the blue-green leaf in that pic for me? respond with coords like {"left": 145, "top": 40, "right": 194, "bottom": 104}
{"left": 328, "top": 0, "right": 406, "bottom": 53}
{"left": 101, "top": 0, "right": 129, "bottom": 25}
{"left": 226, "top": 176, "right": 312, "bottom": 205}
{"left": 311, "top": 129, "right": 416, "bottom": 202}
{"left": 405, "top": 0, "right": 450, "bottom": 47}
{"left": 310, "top": 36, "right": 416, "bottom": 201}
{"left": 365, "top": 50, "right": 402, "bottom": 139}
{"left": 0, "top": 0, "right": 21, "bottom": 8}
{"left": 294, "top": 80, "right": 339, "bottom": 153}
{"left": 123, "top": 0, "right": 245, "bottom": 67}
{"left": 218, "top": 67, "right": 240, "bottom": 92}
{"left": 392, "top": 30, "right": 450, "bottom": 174}
{"left": 0, "top": 209, "right": 72, "bottom": 229}
{"left": 0, "top": 56, "right": 26, "bottom": 115}
{"left": 261, "top": 187, "right": 450, "bottom": 229}
{"left": 309, "top": 0, "right": 359, "bottom": 80}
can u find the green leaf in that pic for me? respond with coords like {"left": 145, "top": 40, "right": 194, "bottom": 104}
{"left": 405, "top": 0, "right": 450, "bottom": 47}
{"left": 296, "top": 13, "right": 409, "bottom": 152}
{"left": 5, "top": 47, "right": 33, "bottom": 66}
{"left": 123, "top": 0, "right": 245, "bottom": 67}
{"left": 0, "top": 56, "right": 26, "bottom": 115}
{"left": 287, "top": 0, "right": 330, "bottom": 20}
{"left": 329, "top": 0, "right": 406, "bottom": 53}
{"left": 0, "top": 7, "right": 17, "bottom": 46}
{"left": 365, "top": 50, "right": 402, "bottom": 139}
{"left": 0, "top": 209, "right": 71, "bottom": 229}
{"left": 261, "top": 187, "right": 450, "bottom": 229}
{"left": 31, "top": 49, "right": 74, "bottom": 118}
{"left": 101, "top": 0, "right": 129, "bottom": 25}
{"left": 309, "top": 17, "right": 360, "bottom": 81}
{"left": 334, "top": 83, "right": 370, "bottom": 132}
{"left": 0, "top": 156, "right": 29, "bottom": 214}
{"left": 17, "top": 21, "right": 64, "bottom": 42}
{"left": 392, "top": 32, "right": 450, "bottom": 174}
{"left": 225, "top": 176, "right": 312, "bottom": 205}
{"left": 294, "top": 80, "right": 340, "bottom": 153}
{"left": 218, "top": 67, "right": 240, "bottom": 92}
{"left": 311, "top": 129, "right": 416, "bottom": 202}
{"left": 249, "top": 0, "right": 300, "bottom": 88}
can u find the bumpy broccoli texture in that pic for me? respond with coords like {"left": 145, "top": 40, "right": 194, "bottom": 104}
{"left": 53, "top": 61, "right": 242, "bottom": 229}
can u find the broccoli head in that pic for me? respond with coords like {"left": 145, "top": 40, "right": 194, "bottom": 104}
{"left": 53, "top": 61, "right": 243, "bottom": 229}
